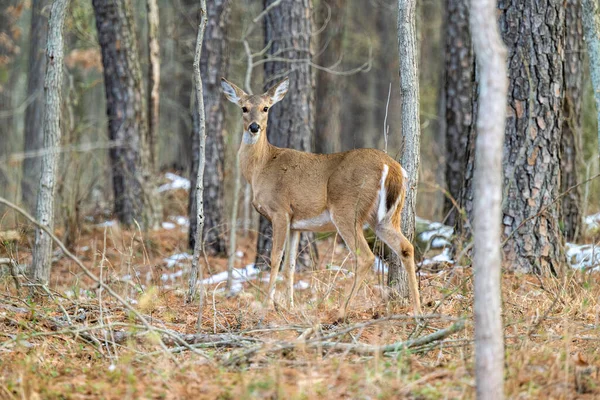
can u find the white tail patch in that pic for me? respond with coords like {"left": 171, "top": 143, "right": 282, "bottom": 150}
{"left": 377, "top": 164, "right": 389, "bottom": 222}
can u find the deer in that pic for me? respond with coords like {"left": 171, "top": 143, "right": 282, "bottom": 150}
{"left": 221, "top": 77, "right": 422, "bottom": 319}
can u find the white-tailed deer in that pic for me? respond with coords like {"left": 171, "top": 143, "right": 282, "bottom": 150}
{"left": 221, "top": 77, "right": 422, "bottom": 318}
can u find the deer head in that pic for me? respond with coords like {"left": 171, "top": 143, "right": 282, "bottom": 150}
{"left": 221, "top": 77, "right": 289, "bottom": 144}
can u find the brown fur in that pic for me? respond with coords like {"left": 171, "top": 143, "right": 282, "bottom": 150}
{"left": 221, "top": 77, "right": 422, "bottom": 318}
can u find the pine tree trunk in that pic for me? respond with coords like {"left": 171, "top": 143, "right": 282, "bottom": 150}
{"left": 256, "top": 0, "right": 317, "bottom": 270}
{"left": 188, "top": 0, "right": 230, "bottom": 255}
{"left": 499, "top": 0, "right": 566, "bottom": 275}
{"left": 30, "top": 0, "right": 69, "bottom": 285}
{"left": 581, "top": 0, "right": 600, "bottom": 159}
{"left": 442, "top": 0, "right": 477, "bottom": 230}
{"left": 390, "top": 0, "right": 420, "bottom": 298}
{"left": 0, "top": 0, "right": 20, "bottom": 195}
{"left": 470, "top": 0, "right": 507, "bottom": 396}
{"left": 314, "top": 0, "right": 345, "bottom": 154}
{"left": 93, "top": 0, "right": 159, "bottom": 230}
{"left": 21, "top": 0, "right": 50, "bottom": 212}
{"left": 561, "top": 0, "right": 584, "bottom": 242}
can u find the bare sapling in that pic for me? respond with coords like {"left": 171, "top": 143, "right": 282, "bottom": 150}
{"left": 220, "top": 78, "right": 422, "bottom": 319}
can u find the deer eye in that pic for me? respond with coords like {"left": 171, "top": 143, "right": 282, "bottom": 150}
{"left": 263, "top": 107, "right": 268, "bottom": 112}
{"left": 242, "top": 107, "right": 248, "bottom": 113}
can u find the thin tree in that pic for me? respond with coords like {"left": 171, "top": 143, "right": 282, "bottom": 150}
{"left": 315, "top": 0, "right": 346, "bottom": 154}
{"left": 21, "top": 0, "right": 50, "bottom": 211}
{"left": 0, "top": 0, "right": 21, "bottom": 195}
{"left": 93, "top": 0, "right": 160, "bottom": 229}
{"left": 186, "top": 0, "right": 208, "bottom": 310}
{"left": 470, "top": 0, "right": 507, "bottom": 396}
{"left": 499, "top": 0, "right": 566, "bottom": 275}
{"left": 561, "top": 0, "right": 584, "bottom": 241}
{"left": 256, "top": 0, "right": 317, "bottom": 270}
{"left": 582, "top": 0, "right": 600, "bottom": 158}
{"left": 146, "top": 0, "right": 160, "bottom": 169}
{"left": 30, "top": 0, "right": 70, "bottom": 285}
{"left": 188, "top": 0, "right": 230, "bottom": 255}
{"left": 390, "top": 0, "right": 420, "bottom": 298}
{"left": 442, "top": 0, "right": 477, "bottom": 230}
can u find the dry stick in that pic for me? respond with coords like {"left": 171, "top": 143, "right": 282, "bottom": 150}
{"left": 0, "top": 197, "right": 212, "bottom": 362}
{"left": 225, "top": 319, "right": 465, "bottom": 365}
{"left": 186, "top": 0, "right": 208, "bottom": 329}
{"left": 383, "top": 82, "right": 392, "bottom": 154}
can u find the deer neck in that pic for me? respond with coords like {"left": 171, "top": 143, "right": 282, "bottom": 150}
{"left": 239, "top": 128, "right": 273, "bottom": 183}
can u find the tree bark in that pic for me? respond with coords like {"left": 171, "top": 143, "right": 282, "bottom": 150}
{"left": 499, "top": 0, "right": 566, "bottom": 275}
{"left": 93, "top": 0, "right": 159, "bottom": 230}
{"left": 390, "top": 0, "right": 420, "bottom": 298}
{"left": 561, "top": 0, "right": 584, "bottom": 242}
{"left": 30, "top": 0, "right": 69, "bottom": 285}
{"left": 146, "top": 0, "right": 160, "bottom": 169}
{"left": 21, "top": 0, "right": 50, "bottom": 212}
{"left": 582, "top": 0, "right": 600, "bottom": 159}
{"left": 314, "top": 0, "right": 346, "bottom": 154}
{"left": 186, "top": 0, "right": 208, "bottom": 310}
{"left": 256, "top": 0, "right": 317, "bottom": 270}
{"left": 470, "top": 0, "right": 507, "bottom": 397}
{"left": 442, "top": 0, "right": 477, "bottom": 230}
{"left": 0, "top": 0, "right": 21, "bottom": 195}
{"left": 188, "top": 0, "right": 230, "bottom": 255}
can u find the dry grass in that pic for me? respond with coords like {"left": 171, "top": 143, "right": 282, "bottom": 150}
{"left": 1, "top": 194, "right": 600, "bottom": 399}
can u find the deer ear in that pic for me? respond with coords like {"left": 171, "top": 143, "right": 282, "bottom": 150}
{"left": 221, "top": 78, "right": 246, "bottom": 104}
{"left": 266, "top": 78, "right": 289, "bottom": 104}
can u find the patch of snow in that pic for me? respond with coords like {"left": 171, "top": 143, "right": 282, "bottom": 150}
{"left": 584, "top": 213, "right": 600, "bottom": 232}
{"left": 235, "top": 250, "right": 244, "bottom": 258}
{"left": 326, "top": 265, "right": 354, "bottom": 276}
{"left": 78, "top": 246, "right": 90, "bottom": 252}
{"left": 373, "top": 257, "right": 388, "bottom": 274}
{"left": 158, "top": 172, "right": 191, "bottom": 192}
{"left": 294, "top": 280, "right": 310, "bottom": 291}
{"left": 566, "top": 243, "right": 600, "bottom": 271}
{"left": 108, "top": 364, "right": 116, "bottom": 372}
{"left": 201, "top": 264, "right": 261, "bottom": 286}
{"left": 420, "top": 248, "right": 455, "bottom": 266}
{"left": 164, "top": 253, "right": 192, "bottom": 268}
{"left": 418, "top": 220, "right": 453, "bottom": 249}
{"left": 162, "top": 222, "right": 176, "bottom": 230}
{"left": 96, "top": 220, "right": 117, "bottom": 227}
{"left": 169, "top": 215, "right": 190, "bottom": 226}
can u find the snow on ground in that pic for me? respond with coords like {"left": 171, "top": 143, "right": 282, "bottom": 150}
{"left": 566, "top": 243, "right": 600, "bottom": 271}
{"left": 585, "top": 213, "right": 600, "bottom": 233}
{"left": 157, "top": 172, "right": 191, "bottom": 192}
{"left": 163, "top": 253, "right": 192, "bottom": 268}
{"left": 416, "top": 217, "right": 454, "bottom": 249}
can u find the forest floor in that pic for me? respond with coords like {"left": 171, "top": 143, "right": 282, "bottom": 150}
{"left": 1, "top": 176, "right": 600, "bottom": 399}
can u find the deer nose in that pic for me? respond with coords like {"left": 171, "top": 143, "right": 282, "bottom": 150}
{"left": 249, "top": 123, "right": 260, "bottom": 133}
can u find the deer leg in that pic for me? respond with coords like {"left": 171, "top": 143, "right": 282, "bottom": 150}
{"left": 332, "top": 217, "right": 375, "bottom": 320}
{"left": 375, "top": 222, "right": 422, "bottom": 315}
{"left": 284, "top": 230, "right": 300, "bottom": 308}
{"left": 266, "top": 213, "right": 289, "bottom": 306}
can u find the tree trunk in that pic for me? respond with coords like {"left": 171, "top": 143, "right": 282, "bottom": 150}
{"left": 188, "top": 0, "right": 230, "bottom": 255}
{"left": 93, "top": 0, "right": 159, "bottom": 230}
{"left": 30, "top": 0, "right": 69, "bottom": 285}
{"left": 442, "top": 0, "right": 477, "bottom": 230}
{"left": 390, "top": 0, "right": 420, "bottom": 298}
{"left": 0, "top": 0, "right": 21, "bottom": 195}
{"left": 146, "top": 0, "right": 160, "bottom": 169}
{"left": 21, "top": 0, "right": 50, "bottom": 212}
{"left": 561, "top": 0, "right": 584, "bottom": 242}
{"left": 499, "top": 0, "right": 566, "bottom": 275}
{"left": 470, "top": 0, "right": 507, "bottom": 397}
{"left": 582, "top": 0, "right": 600, "bottom": 159}
{"left": 314, "top": 0, "right": 346, "bottom": 154}
{"left": 186, "top": 0, "right": 208, "bottom": 310}
{"left": 256, "top": 0, "right": 317, "bottom": 270}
